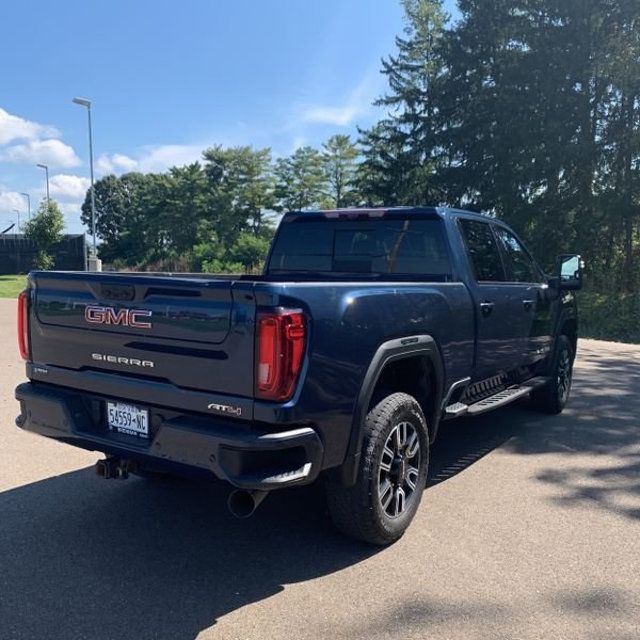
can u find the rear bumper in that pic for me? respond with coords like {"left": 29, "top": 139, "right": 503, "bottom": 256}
{"left": 15, "top": 382, "right": 324, "bottom": 491}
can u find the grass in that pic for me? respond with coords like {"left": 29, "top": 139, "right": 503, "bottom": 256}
{"left": 0, "top": 275, "right": 27, "bottom": 298}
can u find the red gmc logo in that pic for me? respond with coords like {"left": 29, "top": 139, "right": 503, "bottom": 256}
{"left": 84, "top": 305, "right": 152, "bottom": 329}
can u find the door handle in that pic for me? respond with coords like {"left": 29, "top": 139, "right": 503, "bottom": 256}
{"left": 522, "top": 299, "right": 534, "bottom": 311}
{"left": 479, "top": 301, "right": 494, "bottom": 317}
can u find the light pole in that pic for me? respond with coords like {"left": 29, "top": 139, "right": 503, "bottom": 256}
{"left": 72, "top": 96, "right": 96, "bottom": 259}
{"left": 36, "top": 164, "right": 49, "bottom": 209}
{"left": 20, "top": 192, "right": 31, "bottom": 220}
{"left": 13, "top": 209, "right": 21, "bottom": 269}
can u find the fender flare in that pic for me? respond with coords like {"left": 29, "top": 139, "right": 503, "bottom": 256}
{"left": 549, "top": 308, "right": 578, "bottom": 369}
{"left": 340, "top": 335, "right": 444, "bottom": 487}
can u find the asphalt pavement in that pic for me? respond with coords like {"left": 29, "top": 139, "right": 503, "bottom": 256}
{"left": 0, "top": 298, "right": 637, "bottom": 639}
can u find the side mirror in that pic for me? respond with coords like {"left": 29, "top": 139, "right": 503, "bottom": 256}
{"left": 557, "top": 254, "right": 584, "bottom": 291}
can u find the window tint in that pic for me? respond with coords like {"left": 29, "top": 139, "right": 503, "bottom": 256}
{"left": 268, "top": 225, "right": 335, "bottom": 272}
{"left": 268, "top": 218, "right": 452, "bottom": 278}
{"left": 494, "top": 227, "right": 542, "bottom": 283}
{"left": 459, "top": 219, "right": 505, "bottom": 282}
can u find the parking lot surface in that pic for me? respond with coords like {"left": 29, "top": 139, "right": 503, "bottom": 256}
{"left": 0, "top": 298, "right": 638, "bottom": 639}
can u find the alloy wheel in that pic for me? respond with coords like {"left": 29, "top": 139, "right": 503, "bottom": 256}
{"left": 557, "top": 346, "right": 572, "bottom": 403}
{"left": 378, "top": 421, "right": 421, "bottom": 518}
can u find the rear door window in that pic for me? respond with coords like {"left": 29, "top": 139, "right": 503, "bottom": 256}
{"left": 459, "top": 219, "right": 506, "bottom": 282}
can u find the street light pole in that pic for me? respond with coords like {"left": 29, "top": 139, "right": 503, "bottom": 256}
{"left": 72, "top": 96, "right": 96, "bottom": 259}
{"left": 20, "top": 192, "right": 31, "bottom": 220}
{"left": 36, "top": 164, "right": 49, "bottom": 209}
{"left": 13, "top": 209, "right": 21, "bottom": 269}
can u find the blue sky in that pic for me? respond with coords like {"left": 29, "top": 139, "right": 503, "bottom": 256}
{"left": 0, "top": 0, "right": 458, "bottom": 234}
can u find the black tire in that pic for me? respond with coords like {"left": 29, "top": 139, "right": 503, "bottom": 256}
{"left": 325, "top": 392, "right": 429, "bottom": 545}
{"left": 530, "top": 335, "right": 574, "bottom": 414}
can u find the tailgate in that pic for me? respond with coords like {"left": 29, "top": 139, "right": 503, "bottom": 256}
{"left": 29, "top": 272, "right": 256, "bottom": 398}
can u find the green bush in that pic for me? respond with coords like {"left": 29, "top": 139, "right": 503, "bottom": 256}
{"left": 201, "top": 258, "right": 244, "bottom": 274}
{"left": 579, "top": 292, "right": 640, "bottom": 344}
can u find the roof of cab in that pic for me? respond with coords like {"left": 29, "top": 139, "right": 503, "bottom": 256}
{"left": 287, "top": 206, "right": 491, "bottom": 221}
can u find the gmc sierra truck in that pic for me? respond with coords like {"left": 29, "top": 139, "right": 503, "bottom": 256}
{"left": 15, "top": 207, "right": 583, "bottom": 545}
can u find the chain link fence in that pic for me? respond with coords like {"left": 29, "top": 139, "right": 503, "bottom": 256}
{"left": 0, "top": 234, "right": 87, "bottom": 273}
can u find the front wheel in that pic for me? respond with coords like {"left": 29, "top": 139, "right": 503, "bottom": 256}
{"left": 326, "top": 392, "right": 429, "bottom": 545}
{"left": 530, "top": 335, "right": 574, "bottom": 414}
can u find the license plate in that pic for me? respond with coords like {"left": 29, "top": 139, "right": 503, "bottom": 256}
{"left": 107, "top": 402, "right": 149, "bottom": 438}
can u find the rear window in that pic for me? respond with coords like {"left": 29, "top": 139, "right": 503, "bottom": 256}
{"left": 267, "top": 218, "right": 452, "bottom": 279}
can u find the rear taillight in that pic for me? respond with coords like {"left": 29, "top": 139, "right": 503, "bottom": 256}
{"left": 256, "top": 309, "right": 306, "bottom": 401}
{"left": 17, "top": 290, "right": 29, "bottom": 360}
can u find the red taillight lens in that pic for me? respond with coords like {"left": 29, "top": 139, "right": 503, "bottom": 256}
{"left": 256, "top": 309, "right": 306, "bottom": 401}
{"left": 17, "top": 290, "right": 29, "bottom": 360}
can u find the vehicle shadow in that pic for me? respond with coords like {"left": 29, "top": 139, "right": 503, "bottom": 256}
{"left": 430, "top": 348, "right": 640, "bottom": 520}
{"left": 0, "top": 398, "right": 551, "bottom": 640}
{"left": 494, "top": 352, "right": 639, "bottom": 521}
{"left": 0, "top": 471, "right": 375, "bottom": 640}
{"left": 1, "top": 347, "right": 637, "bottom": 639}
{"left": 0, "top": 404, "right": 539, "bottom": 640}
{"left": 428, "top": 407, "right": 523, "bottom": 487}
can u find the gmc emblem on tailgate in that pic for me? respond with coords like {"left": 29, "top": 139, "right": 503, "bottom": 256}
{"left": 85, "top": 305, "right": 152, "bottom": 329}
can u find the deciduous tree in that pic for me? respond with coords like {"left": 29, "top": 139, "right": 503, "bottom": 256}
{"left": 23, "top": 199, "right": 65, "bottom": 269}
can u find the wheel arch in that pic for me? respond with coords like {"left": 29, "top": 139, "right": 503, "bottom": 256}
{"left": 560, "top": 317, "right": 578, "bottom": 357}
{"left": 339, "top": 335, "right": 444, "bottom": 487}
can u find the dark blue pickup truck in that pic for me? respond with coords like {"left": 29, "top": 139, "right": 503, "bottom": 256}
{"left": 15, "top": 207, "right": 583, "bottom": 544}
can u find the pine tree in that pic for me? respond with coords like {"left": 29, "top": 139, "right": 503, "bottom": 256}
{"left": 322, "top": 135, "right": 359, "bottom": 208}
{"left": 357, "top": 123, "right": 411, "bottom": 206}
{"left": 359, "top": 0, "right": 448, "bottom": 207}
{"left": 273, "top": 146, "right": 326, "bottom": 211}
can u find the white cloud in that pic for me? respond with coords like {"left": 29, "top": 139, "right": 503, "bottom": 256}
{"left": 95, "top": 144, "right": 203, "bottom": 176}
{"left": 0, "top": 190, "right": 26, "bottom": 213}
{"left": 0, "top": 108, "right": 60, "bottom": 145}
{"left": 50, "top": 174, "right": 91, "bottom": 200}
{"left": 0, "top": 138, "right": 81, "bottom": 168}
{"left": 57, "top": 199, "right": 85, "bottom": 235}
{"left": 291, "top": 136, "right": 308, "bottom": 152}
{"left": 299, "top": 70, "right": 381, "bottom": 127}
{"left": 302, "top": 104, "right": 363, "bottom": 127}
{"left": 136, "top": 144, "right": 203, "bottom": 172}
{"left": 96, "top": 152, "right": 138, "bottom": 175}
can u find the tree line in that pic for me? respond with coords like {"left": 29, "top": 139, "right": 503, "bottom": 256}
{"left": 83, "top": 0, "right": 640, "bottom": 290}
{"left": 81, "top": 137, "right": 361, "bottom": 272}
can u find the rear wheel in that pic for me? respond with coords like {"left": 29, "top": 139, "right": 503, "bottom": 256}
{"left": 326, "top": 392, "right": 429, "bottom": 545}
{"left": 531, "top": 334, "right": 574, "bottom": 414}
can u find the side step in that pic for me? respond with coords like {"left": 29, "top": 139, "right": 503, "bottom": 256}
{"left": 444, "top": 377, "right": 549, "bottom": 418}
{"left": 444, "top": 402, "right": 469, "bottom": 418}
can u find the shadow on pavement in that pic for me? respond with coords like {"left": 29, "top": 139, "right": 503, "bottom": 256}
{"left": 346, "top": 586, "right": 638, "bottom": 640}
{"left": 0, "top": 472, "right": 375, "bottom": 640}
{"left": 0, "top": 401, "right": 554, "bottom": 640}
{"left": 1, "top": 347, "right": 638, "bottom": 638}
{"left": 501, "top": 353, "right": 640, "bottom": 521}
{"left": 429, "top": 347, "right": 640, "bottom": 520}
{"left": 428, "top": 406, "right": 523, "bottom": 487}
